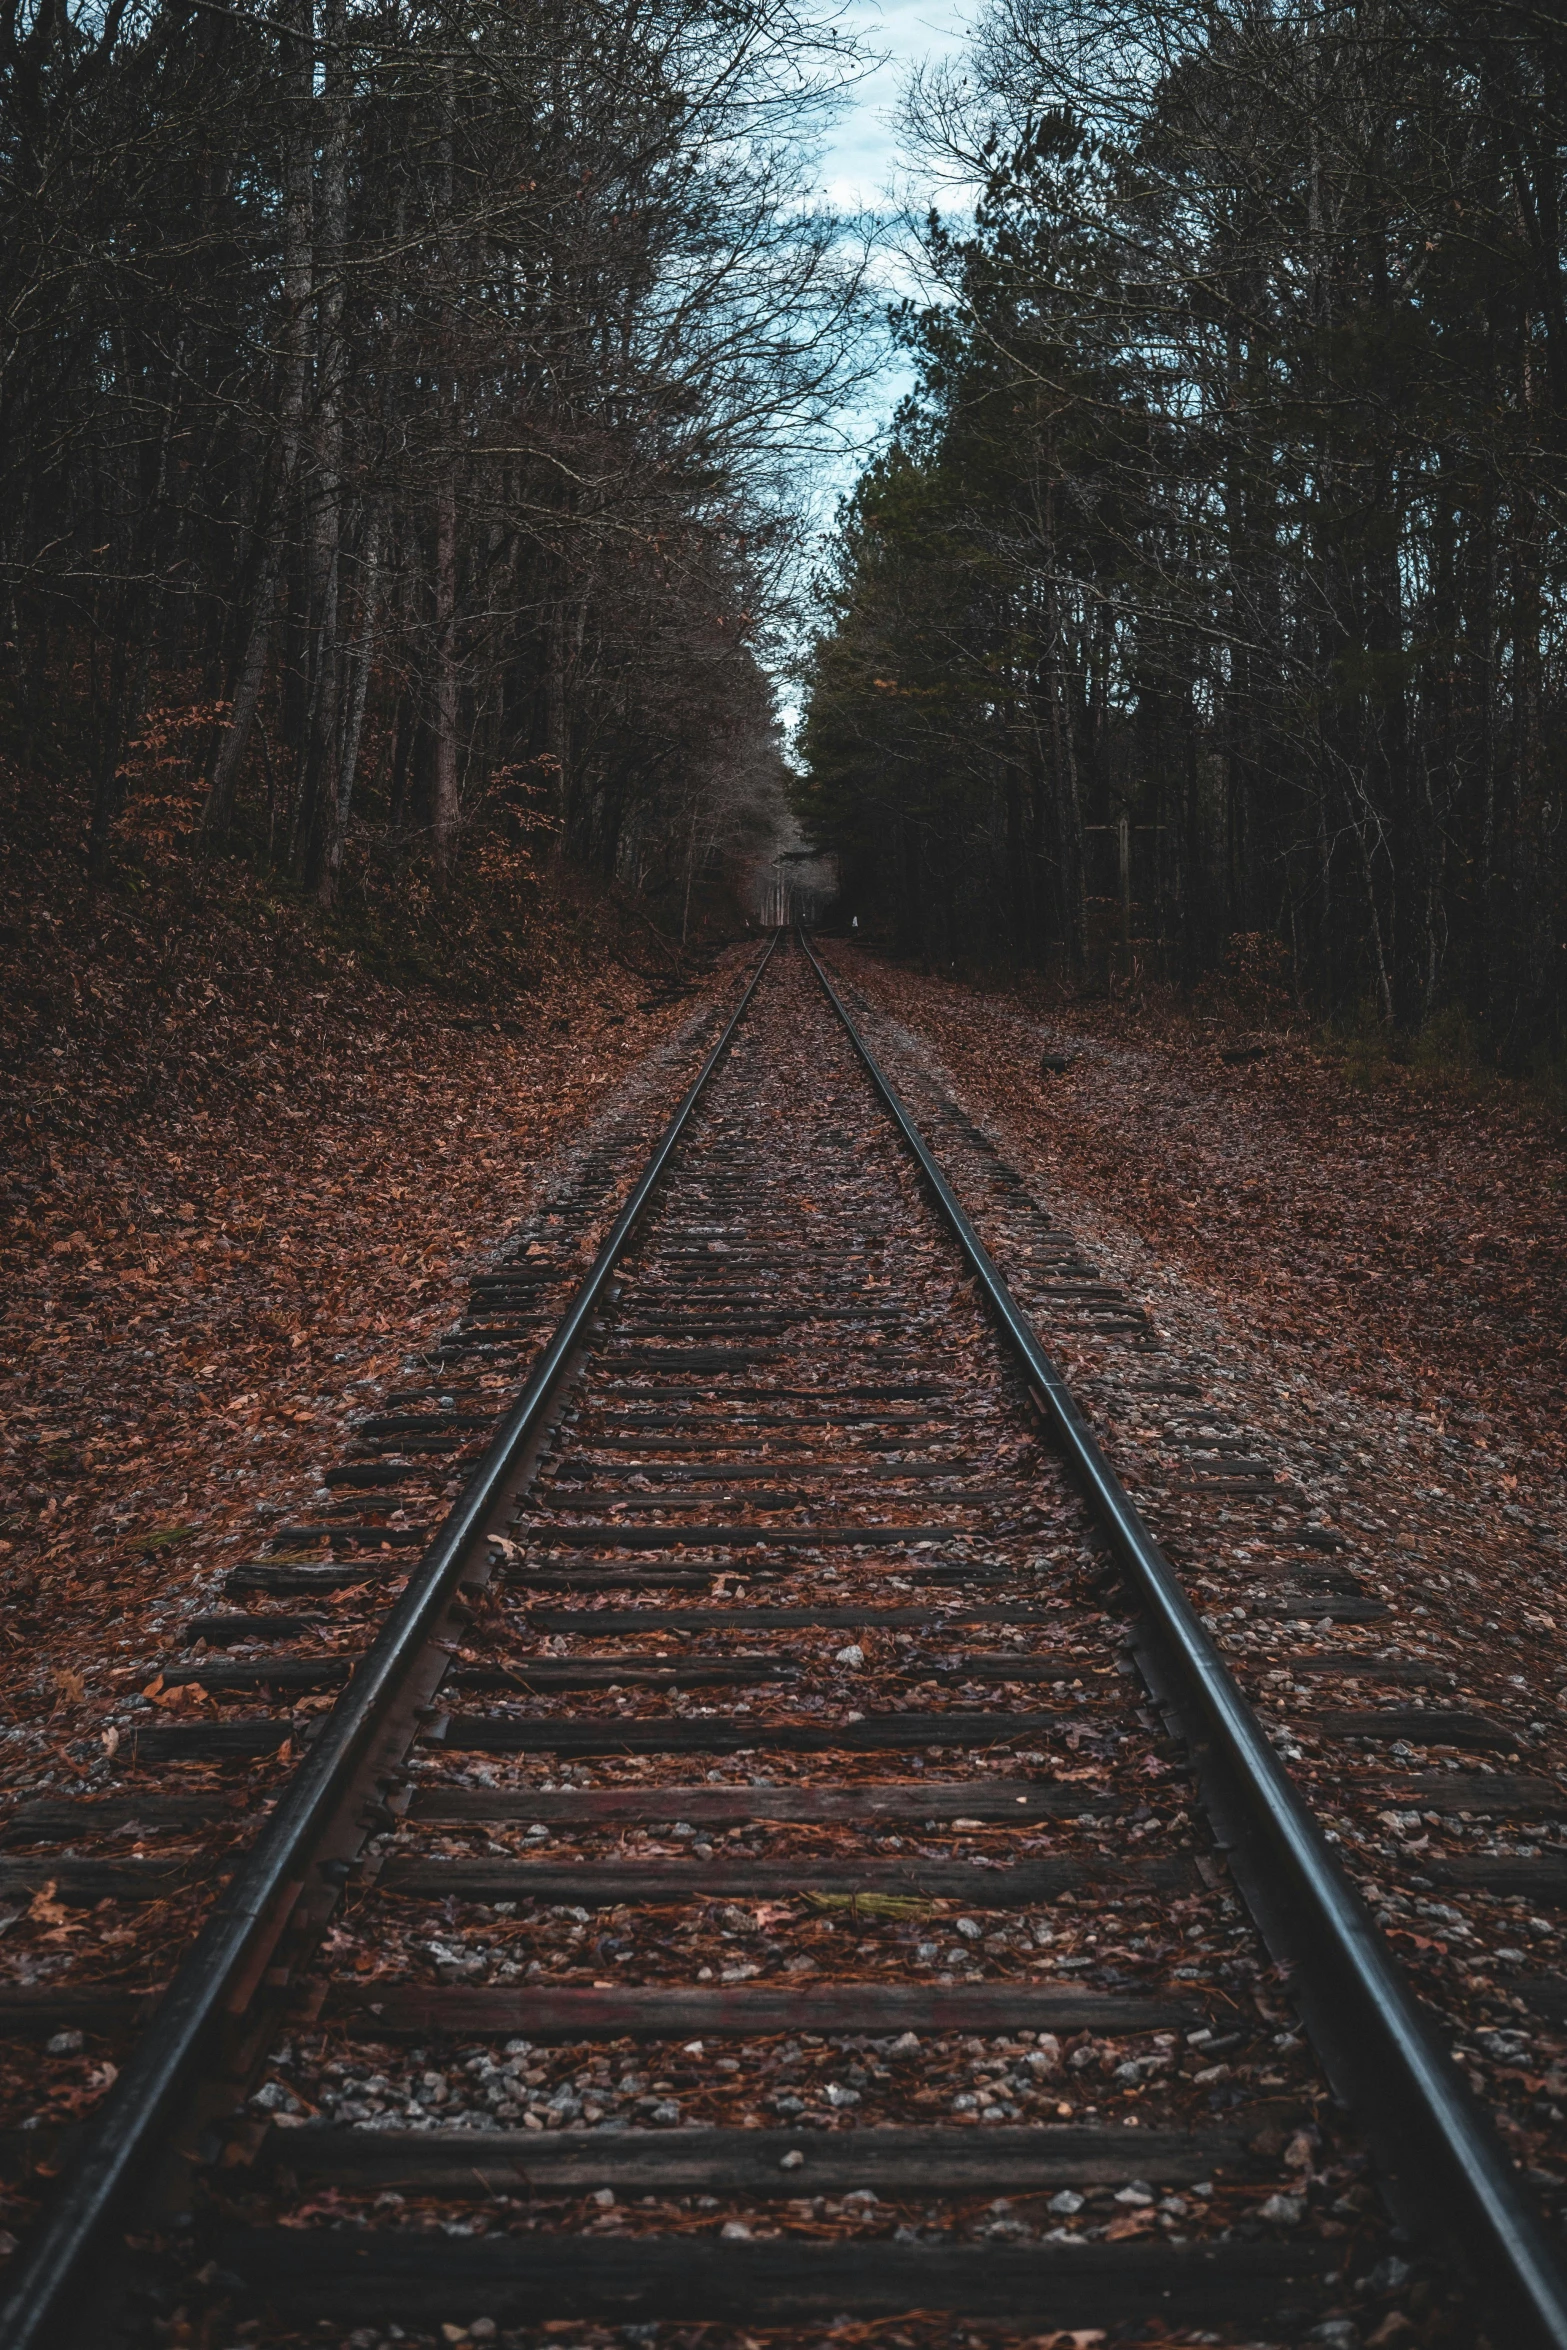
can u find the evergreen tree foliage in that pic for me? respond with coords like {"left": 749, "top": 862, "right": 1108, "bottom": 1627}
{"left": 798, "top": 0, "right": 1567, "bottom": 1055}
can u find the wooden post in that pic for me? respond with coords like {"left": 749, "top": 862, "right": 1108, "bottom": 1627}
{"left": 1085, "top": 804, "right": 1163, "bottom": 982}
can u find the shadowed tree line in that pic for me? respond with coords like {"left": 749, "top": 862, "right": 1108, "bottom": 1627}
{"left": 797, "top": 0, "right": 1567, "bottom": 1061}
{"left": 1, "top": 0, "right": 865, "bottom": 916}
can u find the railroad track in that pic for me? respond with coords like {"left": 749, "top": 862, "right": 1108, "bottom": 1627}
{"left": 1, "top": 932, "right": 1565, "bottom": 2346}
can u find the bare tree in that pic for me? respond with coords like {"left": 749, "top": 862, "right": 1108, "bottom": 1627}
{"left": 1, "top": 0, "right": 872, "bottom": 918}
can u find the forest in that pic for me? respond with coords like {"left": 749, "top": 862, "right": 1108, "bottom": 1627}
{"left": 0, "top": 0, "right": 864, "bottom": 932}
{"left": 6, "top": 0, "right": 1567, "bottom": 1057}
{"left": 796, "top": 0, "right": 1567, "bottom": 1062}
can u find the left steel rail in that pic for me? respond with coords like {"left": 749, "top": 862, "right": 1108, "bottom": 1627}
{"left": 0, "top": 934, "right": 779, "bottom": 2350}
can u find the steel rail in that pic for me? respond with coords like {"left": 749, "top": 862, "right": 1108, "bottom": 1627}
{"left": 800, "top": 930, "right": 1567, "bottom": 2349}
{"left": 0, "top": 935, "right": 779, "bottom": 2350}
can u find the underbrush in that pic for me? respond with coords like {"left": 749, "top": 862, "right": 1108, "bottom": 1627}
{"left": 0, "top": 681, "right": 748, "bottom": 1018}
{"left": 850, "top": 921, "right": 1565, "bottom": 1125}
{"left": 0, "top": 754, "right": 739, "bottom": 1163}
{"left": 1319, "top": 998, "right": 1566, "bottom": 1122}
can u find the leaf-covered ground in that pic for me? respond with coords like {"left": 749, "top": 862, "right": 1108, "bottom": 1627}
{"left": 0, "top": 794, "right": 726, "bottom": 1792}
{"left": 834, "top": 947, "right": 1567, "bottom": 1493}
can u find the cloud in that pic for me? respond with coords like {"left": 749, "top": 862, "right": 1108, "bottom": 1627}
{"left": 820, "top": 0, "right": 969, "bottom": 217}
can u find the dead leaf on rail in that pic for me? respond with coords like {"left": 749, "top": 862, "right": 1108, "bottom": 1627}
{"left": 27, "top": 1880, "right": 83, "bottom": 1942}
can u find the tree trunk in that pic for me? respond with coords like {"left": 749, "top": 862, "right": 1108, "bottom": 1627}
{"left": 430, "top": 56, "right": 461, "bottom": 879}
{"left": 319, "top": 504, "right": 383, "bottom": 909}
{"left": 300, "top": 0, "right": 349, "bottom": 889}
{"left": 208, "top": 0, "right": 312, "bottom": 853}
{"left": 204, "top": 487, "right": 283, "bottom": 844}
{"left": 431, "top": 475, "right": 460, "bottom": 874}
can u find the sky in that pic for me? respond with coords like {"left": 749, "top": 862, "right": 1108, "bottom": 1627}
{"left": 819, "top": 0, "right": 969, "bottom": 222}
{"left": 809, "top": 0, "right": 973, "bottom": 495}
{"left": 769, "top": 0, "right": 973, "bottom": 743}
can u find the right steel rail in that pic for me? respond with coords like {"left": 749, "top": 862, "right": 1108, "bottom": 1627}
{"left": 801, "top": 929, "right": 1567, "bottom": 2349}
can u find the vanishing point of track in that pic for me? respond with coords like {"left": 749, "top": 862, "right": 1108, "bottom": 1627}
{"left": 2, "top": 933, "right": 1564, "bottom": 2347}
